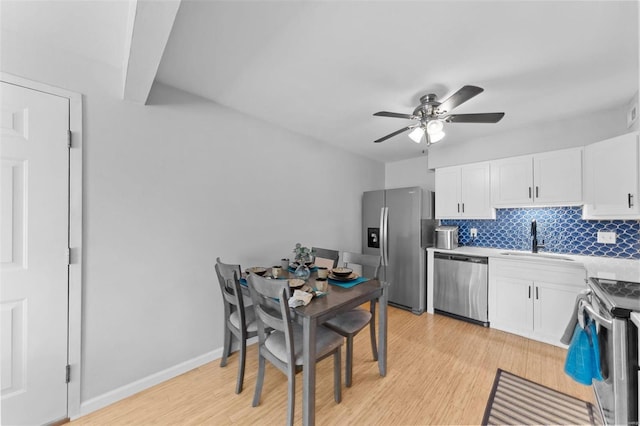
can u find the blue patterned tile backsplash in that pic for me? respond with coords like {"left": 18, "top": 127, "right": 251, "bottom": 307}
{"left": 441, "top": 207, "right": 640, "bottom": 259}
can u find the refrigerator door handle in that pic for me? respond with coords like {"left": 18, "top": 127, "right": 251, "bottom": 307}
{"left": 382, "top": 207, "right": 389, "bottom": 266}
{"left": 379, "top": 207, "right": 385, "bottom": 263}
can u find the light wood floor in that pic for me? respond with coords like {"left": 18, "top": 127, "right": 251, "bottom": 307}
{"left": 71, "top": 307, "right": 594, "bottom": 425}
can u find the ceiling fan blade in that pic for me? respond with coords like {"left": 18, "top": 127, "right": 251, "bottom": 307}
{"left": 446, "top": 112, "right": 505, "bottom": 123}
{"left": 373, "top": 111, "right": 417, "bottom": 120}
{"left": 374, "top": 126, "right": 415, "bottom": 143}
{"left": 436, "top": 85, "right": 484, "bottom": 114}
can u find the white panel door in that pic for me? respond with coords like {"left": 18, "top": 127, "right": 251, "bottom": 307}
{"left": 490, "top": 155, "right": 534, "bottom": 206}
{"left": 533, "top": 148, "right": 583, "bottom": 205}
{"left": 490, "top": 276, "right": 533, "bottom": 336}
{"left": 583, "top": 132, "right": 640, "bottom": 218}
{"left": 435, "top": 166, "right": 461, "bottom": 218}
{"left": 533, "top": 281, "right": 583, "bottom": 345}
{"left": 460, "top": 163, "right": 493, "bottom": 218}
{"left": 1, "top": 82, "right": 69, "bottom": 425}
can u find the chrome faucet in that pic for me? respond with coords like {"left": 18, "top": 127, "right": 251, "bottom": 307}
{"left": 531, "top": 219, "right": 545, "bottom": 253}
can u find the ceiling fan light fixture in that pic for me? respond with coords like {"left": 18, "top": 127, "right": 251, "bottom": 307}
{"left": 426, "top": 119, "right": 444, "bottom": 135}
{"left": 429, "top": 130, "right": 445, "bottom": 143}
{"left": 408, "top": 127, "right": 425, "bottom": 143}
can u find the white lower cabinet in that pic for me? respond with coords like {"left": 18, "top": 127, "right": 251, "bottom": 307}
{"left": 489, "top": 258, "right": 587, "bottom": 346}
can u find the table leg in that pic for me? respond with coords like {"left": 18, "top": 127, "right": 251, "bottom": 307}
{"left": 378, "top": 285, "right": 388, "bottom": 376}
{"left": 302, "top": 316, "right": 317, "bottom": 426}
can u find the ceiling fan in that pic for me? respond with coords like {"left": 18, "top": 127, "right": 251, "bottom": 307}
{"left": 373, "top": 85, "right": 505, "bottom": 145}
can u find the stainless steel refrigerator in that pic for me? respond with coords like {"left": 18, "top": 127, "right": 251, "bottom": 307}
{"left": 362, "top": 187, "right": 437, "bottom": 314}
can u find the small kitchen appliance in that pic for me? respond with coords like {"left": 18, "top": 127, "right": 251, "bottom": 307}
{"left": 435, "top": 226, "right": 459, "bottom": 250}
{"left": 581, "top": 277, "right": 639, "bottom": 425}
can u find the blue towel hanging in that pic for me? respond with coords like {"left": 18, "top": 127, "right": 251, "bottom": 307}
{"left": 586, "top": 319, "right": 603, "bottom": 381}
{"left": 564, "top": 316, "right": 603, "bottom": 385}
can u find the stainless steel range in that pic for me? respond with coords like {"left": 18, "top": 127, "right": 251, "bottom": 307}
{"left": 582, "top": 277, "right": 639, "bottom": 426}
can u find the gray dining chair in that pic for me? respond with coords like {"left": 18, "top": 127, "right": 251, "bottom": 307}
{"left": 215, "top": 257, "right": 258, "bottom": 394}
{"left": 246, "top": 273, "right": 343, "bottom": 426}
{"left": 312, "top": 247, "right": 340, "bottom": 269}
{"left": 324, "top": 251, "right": 381, "bottom": 387}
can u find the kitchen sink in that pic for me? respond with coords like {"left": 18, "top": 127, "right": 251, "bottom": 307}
{"left": 499, "top": 252, "right": 575, "bottom": 261}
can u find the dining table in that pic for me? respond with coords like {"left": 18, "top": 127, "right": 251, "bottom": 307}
{"left": 242, "top": 267, "right": 388, "bottom": 426}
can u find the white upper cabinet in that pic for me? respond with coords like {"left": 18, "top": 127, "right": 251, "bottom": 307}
{"left": 583, "top": 132, "right": 640, "bottom": 219}
{"left": 490, "top": 156, "right": 533, "bottom": 205}
{"left": 435, "top": 162, "right": 494, "bottom": 219}
{"left": 491, "top": 148, "right": 583, "bottom": 207}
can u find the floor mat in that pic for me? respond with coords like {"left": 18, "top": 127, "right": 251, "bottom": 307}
{"left": 482, "top": 368, "right": 602, "bottom": 425}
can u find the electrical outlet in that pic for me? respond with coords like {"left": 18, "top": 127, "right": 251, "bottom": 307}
{"left": 470, "top": 228, "right": 478, "bottom": 238}
{"left": 597, "top": 231, "right": 617, "bottom": 244}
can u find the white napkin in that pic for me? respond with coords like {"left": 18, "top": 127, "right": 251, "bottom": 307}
{"left": 288, "top": 289, "right": 313, "bottom": 308}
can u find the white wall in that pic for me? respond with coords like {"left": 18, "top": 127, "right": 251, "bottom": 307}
{"left": 80, "top": 83, "right": 383, "bottom": 403}
{"left": 427, "top": 104, "right": 631, "bottom": 169}
{"left": 385, "top": 156, "right": 435, "bottom": 192}
{"left": 2, "top": 37, "right": 384, "bottom": 410}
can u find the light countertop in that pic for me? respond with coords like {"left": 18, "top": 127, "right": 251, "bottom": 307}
{"left": 426, "top": 246, "right": 640, "bottom": 282}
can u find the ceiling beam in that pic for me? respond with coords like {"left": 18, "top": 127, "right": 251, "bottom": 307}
{"left": 122, "top": 0, "right": 181, "bottom": 104}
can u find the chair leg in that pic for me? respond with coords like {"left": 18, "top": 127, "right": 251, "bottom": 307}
{"left": 334, "top": 349, "right": 342, "bottom": 403}
{"left": 286, "top": 369, "right": 295, "bottom": 426}
{"left": 252, "top": 355, "right": 265, "bottom": 407}
{"left": 345, "top": 336, "right": 354, "bottom": 388}
{"left": 370, "top": 301, "right": 378, "bottom": 361}
{"left": 235, "top": 335, "right": 247, "bottom": 394}
{"left": 221, "top": 324, "right": 231, "bottom": 367}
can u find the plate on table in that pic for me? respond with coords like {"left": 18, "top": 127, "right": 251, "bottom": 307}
{"left": 328, "top": 272, "right": 359, "bottom": 282}
{"left": 288, "top": 278, "right": 305, "bottom": 288}
{"left": 246, "top": 266, "right": 267, "bottom": 276}
{"left": 331, "top": 267, "right": 353, "bottom": 277}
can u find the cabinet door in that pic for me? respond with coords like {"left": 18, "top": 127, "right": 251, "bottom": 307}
{"left": 583, "top": 132, "right": 640, "bottom": 219}
{"left": 533, "top": 148, "right": 582, "bottom": 205}
{"left": 491, "top": 156, "right": 534, "bottom": 206}
{"left": 533, "top": 281, "right": 582, "bottom": 345}
{"left": 435, "top": 166, "right": 461, "bottom": 218}
{"left": 460, "top": 163, "right": 494, "bottom": 218}
{"left": 491, "top": 276, "right": 534, "bottom": 336}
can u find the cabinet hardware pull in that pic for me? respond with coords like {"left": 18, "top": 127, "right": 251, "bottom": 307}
{"left": 528, "top": 286, "right": 531, "bottom": 299}
{"left": 528, "top": 187, "right": 532, "bottom": 199}
{"left": 462, "top": 203, "right": 465, "bottom": 213}
{"left": 628, "top": 193, "right": 634, "bottom": 208}
{"left": 457, "top": 203, "right": 460, "bottom": 213}
{"left": 535, "top": 186, "right": 539, "bottom": 199}
{"left": 536, "top": 287, "right": 539, "bottom": 300}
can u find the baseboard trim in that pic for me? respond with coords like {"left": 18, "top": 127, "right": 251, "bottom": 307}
{"left": 74, "top": 337, "right": 259, "bottom": 420}
{"left": 76, "top": 348, "right": 222, "bottom": 419}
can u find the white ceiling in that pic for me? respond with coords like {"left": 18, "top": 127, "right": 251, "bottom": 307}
{"left": 156, "top": 1, "right": 638, "bottom": 162}
{"left": 4, "top": 1, "right": 638, "bottom": 163}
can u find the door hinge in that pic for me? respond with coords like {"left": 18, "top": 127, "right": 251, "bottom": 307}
{"left": 66, "top": 248, "right": 71, "bottom": 265}
{"left": 67, "top": 130, "right": 72, "bottom": 149}
{"left": 65, "top": 365, "right": 71, "bottom": 383}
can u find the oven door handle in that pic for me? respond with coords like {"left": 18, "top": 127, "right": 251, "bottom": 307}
{"left": 578, "top": 298, "right": 613, "bottom": 329}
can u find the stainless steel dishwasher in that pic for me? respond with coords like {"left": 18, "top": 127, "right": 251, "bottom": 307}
{"left": 434, "top": 252, "right": 489, "bottom": 326}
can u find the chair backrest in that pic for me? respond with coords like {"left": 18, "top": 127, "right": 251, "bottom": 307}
{"left": 312, "top": 247, "right": 340, "bottom": 269}
{"left": 246, "top": 273, "right": 294, "bottom": 359}
{"left": 342, "top": 252, "right": 381, "bottom": 279}
{"left": 215, "top": 257, "right": 246, "bottom": 326}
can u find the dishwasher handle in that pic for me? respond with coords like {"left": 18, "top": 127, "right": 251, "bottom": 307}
{"left": 434, "top": 252, "right": 488, "bottom": 264}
